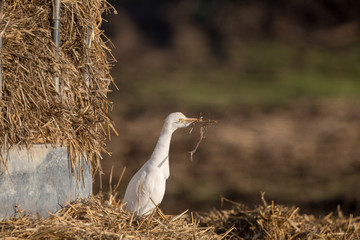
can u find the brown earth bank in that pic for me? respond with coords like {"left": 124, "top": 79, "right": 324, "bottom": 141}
{"left": 96, "top": 100, "right": 360, "bottom": 217}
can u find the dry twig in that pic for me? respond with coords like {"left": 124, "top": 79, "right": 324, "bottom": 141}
{"left": 188, "top": 115, "right": 217, "bottom": 161}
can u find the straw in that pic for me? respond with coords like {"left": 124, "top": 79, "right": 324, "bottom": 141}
{"left": 0, "top": 0, "right": 117, "bottom": 177}
{"left": 0, "top": 181, "right": 216, "bottom": 239}
{"left": 1, "top": 192, "right": 360, "bottom": 239}
{"left": 199, "top": 195, "right": 360, "bottom": 239}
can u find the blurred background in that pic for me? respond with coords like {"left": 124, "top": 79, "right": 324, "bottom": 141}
{"left": 95, "top": 0, "right": 360, "bottom": 216}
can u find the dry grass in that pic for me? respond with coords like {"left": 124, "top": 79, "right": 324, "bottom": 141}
{"left": 199, "top": 194, "right": 360, "bottom": 240}
{"left": 0, "top": 0, "right": 116, "bottom": 175}
{"left": 1, "top": 192, "right": 359, "bottom": 239}
{"left": 0, "top": 193, "right": 216, "bottom": 239}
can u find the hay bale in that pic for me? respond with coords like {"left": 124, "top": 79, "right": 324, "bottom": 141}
{"left": 0, "top": 0, "right": 116, "bottom": 174}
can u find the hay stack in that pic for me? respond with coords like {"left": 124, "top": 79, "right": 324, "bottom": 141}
{"left": 0, "top": 0, "right": 115, "bottom": 174}
{"left": 0, "top": 193, "right": 217, "bottom": 239}
{"left": 199, "top": 195, "right": 360, "bottom": 239}
{"left": 1, "top": 193, "right": 360, "bottom": 239}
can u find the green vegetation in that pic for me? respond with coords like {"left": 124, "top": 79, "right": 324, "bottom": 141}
{"left": 123, "top": 41, "right": 360, "bottom": 110}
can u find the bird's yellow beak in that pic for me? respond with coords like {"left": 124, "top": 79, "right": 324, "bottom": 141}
{"left": 179, "top": 118, "right": 199, "bottom": 123}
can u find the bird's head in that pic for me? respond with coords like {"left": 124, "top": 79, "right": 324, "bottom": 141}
{"left": 164, "top": 112, "right": 199, "bottom": 132}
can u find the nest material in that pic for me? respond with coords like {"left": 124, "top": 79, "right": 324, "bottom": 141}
{"left": 0, "top": 0, "right": 116, "bottom": 175}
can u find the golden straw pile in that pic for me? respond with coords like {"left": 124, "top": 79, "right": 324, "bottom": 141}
{"left": 1, "top": 192, "right": 360, "bottom": 239}
{"left": 0, "top": 0, "right": 116, "bottom": 173}
{"left": 0, "top": 193, "right": 217, "bottom": 239}
{"left": 199, "top": 194, "right": 360, "bottom": 240}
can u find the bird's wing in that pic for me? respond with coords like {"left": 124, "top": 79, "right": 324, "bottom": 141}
{"left": 136, "top": 166, "right": 164, "bottom": 215}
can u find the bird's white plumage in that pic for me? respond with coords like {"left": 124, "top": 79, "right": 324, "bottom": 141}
{"left": 123, "top": 112, "right": 197, "bottom": 216}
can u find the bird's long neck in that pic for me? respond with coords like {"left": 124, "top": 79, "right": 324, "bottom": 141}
{"left": 148, "top": 126, "right": 173, "bottom": 179}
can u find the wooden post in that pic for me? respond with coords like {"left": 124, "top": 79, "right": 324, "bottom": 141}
{"left": 0, "top": 0, "right": 5, "bottom": 100}
{"left": 52, "top": 0, "right": 61, "bottom": 94}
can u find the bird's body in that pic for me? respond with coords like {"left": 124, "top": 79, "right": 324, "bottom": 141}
{"left": 123, "top": 112, "right": 198, "bottom": 216}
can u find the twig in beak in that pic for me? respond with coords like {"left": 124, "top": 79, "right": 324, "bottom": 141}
{"left": 189, "top": 125, "right": 206, "bottom": 161}
{"left": 188, "top": 115, "right": 217, "bottom": 161}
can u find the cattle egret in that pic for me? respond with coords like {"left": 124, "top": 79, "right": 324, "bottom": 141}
{"left": 123, "top": 112, "right": 199, "bottom": 216}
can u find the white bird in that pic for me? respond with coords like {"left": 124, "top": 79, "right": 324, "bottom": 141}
{"left": 123, "top": 112, "right": 199, "bottom": 216}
